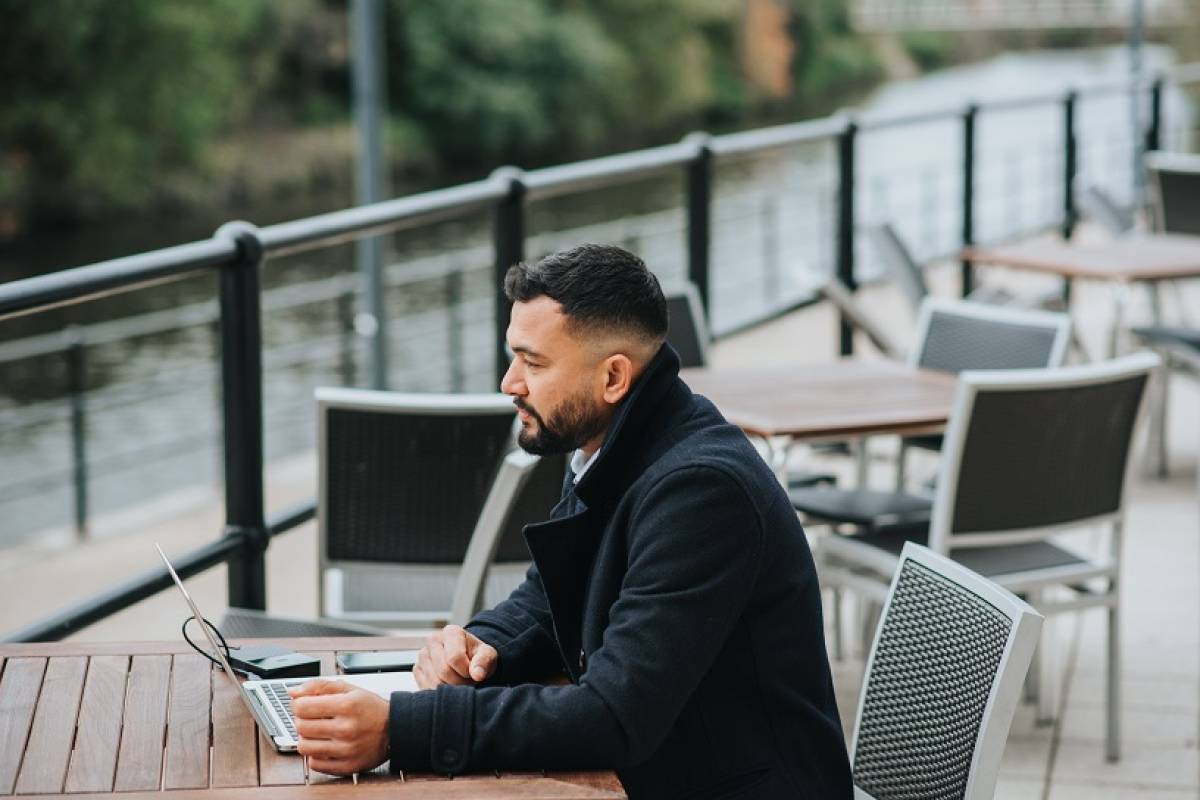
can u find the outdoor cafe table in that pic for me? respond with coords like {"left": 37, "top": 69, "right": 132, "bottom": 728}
{"left": 0, "top": 637, "right": 626, "bottom": 800}
{"left": 680, "top": 359, "right": 958, "bottom": 484}
{"left": 962, "top": 232, "right": 1200, "bottom": 356}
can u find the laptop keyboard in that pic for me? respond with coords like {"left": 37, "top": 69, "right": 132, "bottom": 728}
{"left": 262, "top": 681, "right": 301, "bottom": 739}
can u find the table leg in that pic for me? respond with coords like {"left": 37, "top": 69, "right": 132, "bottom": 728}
{"left": 1108, "top": 283, "right": 1130, "bottom": 359}
{"left": 1142, "top": 283, "right": 1169, "bottom": 478}
{"left": 854, "top": 439, "right": 870, "bottom": 488}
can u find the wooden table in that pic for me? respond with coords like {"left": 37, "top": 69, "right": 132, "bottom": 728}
{"left": 963, "top": 232, "right": 1200, "bottom": 357}
{"left": 0, "top": 637, "right": 625, "bottom": 799}
{"left": 681, "top": 359, "right": 958, "bottom": 484}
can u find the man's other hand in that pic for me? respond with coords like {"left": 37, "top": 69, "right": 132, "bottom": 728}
{"left": 414, "top": 624, "right": 498, "bottom": 689}
{"left": 288, "top": 680, "right": 389, "bottom": 775}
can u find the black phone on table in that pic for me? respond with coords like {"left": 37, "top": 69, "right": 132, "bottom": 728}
{"left": 337, "top": 650, "right": 421, "bottom": 673}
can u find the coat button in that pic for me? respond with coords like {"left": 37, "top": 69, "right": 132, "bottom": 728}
{"left": 578, "top": 648, "right": 586, "bottom": 670}
{"left": 442, "top": 749, "right": 458, "bottom": 764}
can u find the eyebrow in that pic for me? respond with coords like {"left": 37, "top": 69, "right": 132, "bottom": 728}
{"left": 509, "top": 344, "right": 547, "bottom": 361}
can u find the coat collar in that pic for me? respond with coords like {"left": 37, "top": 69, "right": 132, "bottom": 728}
{"left": 572, "top": 342, "right": 684, "bottom": 508}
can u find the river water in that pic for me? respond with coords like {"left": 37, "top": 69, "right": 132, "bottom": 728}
{"left": 0, "top": 43, "right": 1194, "bottom": 547}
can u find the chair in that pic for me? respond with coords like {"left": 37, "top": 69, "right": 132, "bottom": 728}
{"left": 317, "top": 388, "right": 559, "bottom": 628}
{"left": 815, "top": 275, "right": 903, "bottom": 359}
{"left": 806, "top": 352, "right": 1158, "bottom": 761}
{"left": 667, "top": 281, "right": 838, "bottom": 489}
{"left": 864, "top": 222, "right": 1065, "bottom": 317}
{"left": 1075, "top": 183, "right": 1136, "bottom": 236}
{"left": 850, "top": 542, "right": 1043, "bottom": 800}
{"left": 220, "top": 608, "right": 388, "bottom": 639}
{"left": 664, "top": 282, "right": 709, "bottom": 369}
{"left": 893, "top": 298, "right": 1072, "bottom": 488}
{"left": 1146, "top": 151, "right": 1200, "bottom": 236}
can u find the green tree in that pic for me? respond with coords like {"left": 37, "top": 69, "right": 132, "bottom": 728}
{"left": 0, "top": 0, "right": 273, "bottom": 221}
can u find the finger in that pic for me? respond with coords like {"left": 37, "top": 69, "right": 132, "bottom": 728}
{"left": 294, "top": 716, "right": 346, "bottom": 740}
{"left": 412, "top": 659, "right": 434, "bottom": 691}
{"left": 292, "top": 694, "right": 349, "bottom": 720}
{"left": 442, "top": 625, "right": 472, "bottom": 678}
{"left": 288, "top": 679, "right": 349, "bottom": 697}
{"left": 296, "top": 736, "right": 354, "bottom": 761}
{"left": 468, "top": 642, "right": 498, "bottom": 681}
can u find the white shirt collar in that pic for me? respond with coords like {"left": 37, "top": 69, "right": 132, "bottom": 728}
{"left": 570, "top": 447, "right": 600, "bottom": 484}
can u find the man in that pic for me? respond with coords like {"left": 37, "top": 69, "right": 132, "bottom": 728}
{"left": 290, "top": 244, "right": 853, "bottom": 798}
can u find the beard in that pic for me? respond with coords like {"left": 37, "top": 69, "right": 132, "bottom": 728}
{"left": 514, "top": 389, "right": 608, "bottom": 456}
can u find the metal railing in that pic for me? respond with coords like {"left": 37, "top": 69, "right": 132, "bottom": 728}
{"left": 1, "top": 66, "right": 1196, "bottom": 641}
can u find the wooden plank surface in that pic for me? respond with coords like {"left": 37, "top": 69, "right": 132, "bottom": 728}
{"left": 13, "top": 656, "right": 87, "bottom": 795}
{"left": 681, "top": 360, "right": 957, "bottom": 440}
{"left": 0, "top": 658, "right": 45, "bottom": 795}
{"left": 210, "top": 667, "right": 258, "bottom": 788}
{"left": 963, "top": 233, "right": 1200, "bottom": 282}
{"left": 0, "top": 637, "right": 423, "bottom": 660}
{"left": 63, "top": 656, "right": 129, "bottom": 794}
{"left": 53, "top": 776, "right": 624, "bottom": 798}
{"left": 162, "top": 654, "right": 213, "bottom": 790}
{"left": 112, "top": 655, "right": 171, "bottom": 792}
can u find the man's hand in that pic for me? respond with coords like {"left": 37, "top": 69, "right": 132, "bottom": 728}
{"left": 413, "top": 624, "right": 498, "bottom": 689}
{"left": 288, "top": 681, "right": 389, "bottom": 776}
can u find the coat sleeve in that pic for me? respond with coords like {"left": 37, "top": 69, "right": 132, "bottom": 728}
{"left": 463, "top": 560, "right": 563, "bottom": 685}
{"left": 388, "top": 466, "right": 764, "bottom": 773}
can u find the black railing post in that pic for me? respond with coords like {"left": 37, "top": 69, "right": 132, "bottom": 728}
{"left": 447, "top": 267, "right": 464, "bottom": 392}
{"left": 1062, "top": 90, "right": 1078, "bottom": 240}
{"left": 63, "top": 326, "right": 88, "bottom": 538}
{"left": 836, "top": 116, "right": 858, "bottom": 356}
{"left": 214, "top": 221, "right": 268, "bottom": 611}
{"left": 1147, "top": 74, "right": 1164, "bottom": 154}
{"left": 492, "top": 167, "right": 525, "bottom": 388}
{"left": 961, "top": 104, "right": 978, "bottom": 298}
{"left": 337, "top": 288, "right": 356, "bottom": 387}
{"left": 684, "top": 132, "right": 713, "bottom": 315}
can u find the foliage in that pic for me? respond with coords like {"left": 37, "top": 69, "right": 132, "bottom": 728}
{"left": 0, "top": 0, "right": 278, "bottom": 219}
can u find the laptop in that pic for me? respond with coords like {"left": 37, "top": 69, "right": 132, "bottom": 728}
{"left": 155, "top": 543, "right": 418, "bottom": 753}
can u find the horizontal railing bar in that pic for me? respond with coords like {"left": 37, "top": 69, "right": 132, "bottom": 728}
{"left": 258, "top": 179, "right": 505, "bottom": 258}
{"left": 858, "top": 106, "right": 962, "bottom": 133}
{"left": 0, "top": 238, "right": 236, "bottom": 323}
{"left": 524, "top": 141, "right": 697, "bottom": 201}
{"left": 709, "top": 116, "right": 847, "bottom": 157}
{"left": 1, "top": 533, "right": 244, "bottom": 642}
{"left": 266, "top": 500, "right": 317, "bottom": 537}
{"left": 977, "top": 91, "right": 1069, "bottom": 114}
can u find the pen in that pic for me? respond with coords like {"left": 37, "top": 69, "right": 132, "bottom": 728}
{"left": 302, "top": 754, "right": 310, "bottom": 785}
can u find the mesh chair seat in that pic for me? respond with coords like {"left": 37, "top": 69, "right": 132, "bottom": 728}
{"left": 825, "top": 528, "right": 1090, "bottom": 580}
{"left": 1132, "top": 325, "right": 1200, "bottom": 352}
{"left": 790, "top": 487, "right": 931, "bottom": 531}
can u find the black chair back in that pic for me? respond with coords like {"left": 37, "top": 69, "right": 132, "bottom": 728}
{"left": 665, "top": 283, "right": 709, "bottom": 368}
{"left": 1148, "top": 152, "right": 1200, "bottom": 235}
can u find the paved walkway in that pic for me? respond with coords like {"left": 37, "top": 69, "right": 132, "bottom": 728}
{"left": 2, "top": 233, "right": 1197, "bottom": 796}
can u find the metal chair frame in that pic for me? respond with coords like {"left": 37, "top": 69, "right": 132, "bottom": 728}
{"left": 850, "top": 543, "right": 1043, "bottom": 800}
{"left": 316, "top": 387, "right": 536, "bottom": 628}
{"left": 823, "top": 352, "right": 1159, "bottom": 762}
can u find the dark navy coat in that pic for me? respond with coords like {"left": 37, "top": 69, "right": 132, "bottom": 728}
{"left": 388, "top": 344, "right": 852, "bottom": 799}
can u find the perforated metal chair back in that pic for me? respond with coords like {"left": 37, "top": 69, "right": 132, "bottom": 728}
{"left": 664, "top": 282, "right": 709, "bottom": 368}
{"left": 930, "top": 353, "right": 1157, "bottom": 547}
{"left": 911, "top": 298, "right": 1071, "bottom": 375}
{"left": 1076, "top": 184, "right": 1136, "bottom": 236}
{"left": 865, "top": 223, "right": 929, "bottom": 315}
{"left": 851, "top": 543, "right": 1042, "bottom": 800}
{"left": 1147, "top": 151, "right": 1200, "bottom": 235}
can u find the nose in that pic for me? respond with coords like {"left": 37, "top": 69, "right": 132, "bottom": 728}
{"left": 500, "top": 358, "right": 524, "bottom": 397}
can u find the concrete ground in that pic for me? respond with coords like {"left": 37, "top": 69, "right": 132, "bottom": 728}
{"left": 2, "top": 230, "right": 1197, "bottom": 797}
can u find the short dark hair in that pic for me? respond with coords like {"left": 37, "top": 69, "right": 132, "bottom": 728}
{"left": 504, "top": 244, "right": 668, "bottom": 343}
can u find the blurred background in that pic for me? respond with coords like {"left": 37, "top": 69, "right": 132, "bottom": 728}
{"left": 1, "top": 0, "right": 1197, "bottom": 555}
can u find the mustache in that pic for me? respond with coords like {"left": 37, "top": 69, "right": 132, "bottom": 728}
{"left": 513, "top": 398, "right": 546, "bottom": 426}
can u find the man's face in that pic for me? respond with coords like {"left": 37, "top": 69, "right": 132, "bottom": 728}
{"left": 500, "top": 297, "right": 611, "bottom": 456}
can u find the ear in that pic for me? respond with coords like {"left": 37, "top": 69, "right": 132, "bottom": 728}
{"left": 600, "top": 354, "right": 636, "bottom": 405}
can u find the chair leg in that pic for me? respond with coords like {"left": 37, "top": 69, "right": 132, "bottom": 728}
{"left": 1036, "top": 613, "right": 1056, "bottom": 725}
{"left": 1022, "top": 591, "right": 1039, "bottom": 705}
{"left": 1142, "top": 349, "right": 1169, "bottom": 479}
{"left": 894, "top": 441, "right": 908, "bottom": 491}
{"left": 831, "top": 587, "right": 844, "bottom": 661}
{"left": 1107, "top": 600, "right": 1121, "bottom": 762}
